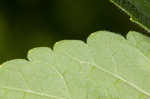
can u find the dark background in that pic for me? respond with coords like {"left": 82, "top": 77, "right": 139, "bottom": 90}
{"left": 0, "top": 0, "right": 145, "bottom": 63}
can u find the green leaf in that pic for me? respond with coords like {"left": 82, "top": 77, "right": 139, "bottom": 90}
{"left": 110, "top": 0, "right": 150, "bottom": 31}
{"left": 127, "top": 31, "right": 150, "bottom": 59}
{"left": 1, "top": 31, "right": 150, "bottom": 98}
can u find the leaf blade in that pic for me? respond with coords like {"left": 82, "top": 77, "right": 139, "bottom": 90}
{"left": 1, "top": 31, "right": 150, "bottom": 98}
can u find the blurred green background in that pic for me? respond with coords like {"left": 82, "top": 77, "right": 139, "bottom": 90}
{"left": 0, "top": 0, "right": 145, "bottom": 63}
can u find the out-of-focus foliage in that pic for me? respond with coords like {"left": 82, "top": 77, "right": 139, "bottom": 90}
{"left": 0, "top": 0, "right": 145, "bottom": 63}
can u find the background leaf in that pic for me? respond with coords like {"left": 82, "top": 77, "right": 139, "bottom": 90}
{"left": 1, "top": 31, "right": 150, "bottom": 98}
{"left": 110, "top": 0, "right": 150, "bottom": 31}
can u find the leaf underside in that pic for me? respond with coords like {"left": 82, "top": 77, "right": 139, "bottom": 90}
{"left": 1, "top": 31, "right": 150, "bottom": 99}
{"left": 110, "top": 0, "right": 150, "bottom": 32}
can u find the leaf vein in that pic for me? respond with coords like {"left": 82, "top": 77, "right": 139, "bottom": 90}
{"left": 64, "top": 51, "right": 150, "bottom": 97}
